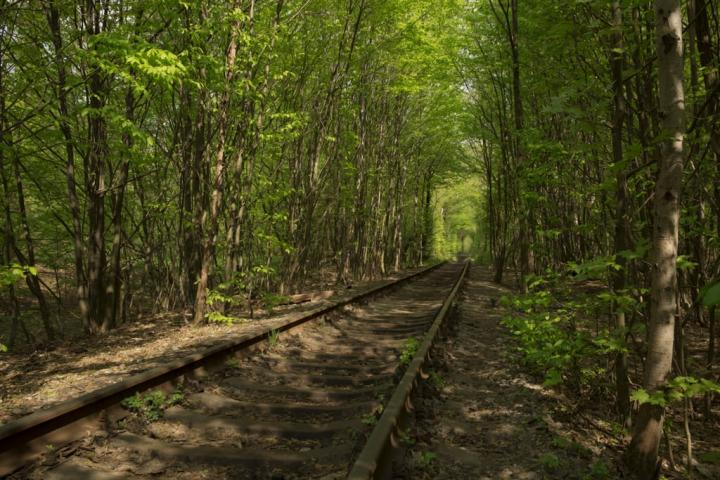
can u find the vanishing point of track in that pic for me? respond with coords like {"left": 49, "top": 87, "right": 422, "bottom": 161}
{"left": 1, "top": 261, "right": 468, "bottom": 479}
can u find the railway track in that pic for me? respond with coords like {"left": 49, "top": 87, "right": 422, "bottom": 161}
{"left": 1, "top": 261, "right": 468, "bottom": 480}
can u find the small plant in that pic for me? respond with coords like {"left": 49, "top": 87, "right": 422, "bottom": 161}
{"left": 587, "top": 460, "right": 610, "bottom": 479}
{"left": 361, "top": 412, "right": 377, "bottom": 426}
{"left": 121, "top": 389, "right": 184, "bottom": 422}
{"left": 398, "top": 429, "right": 415, "bottom": 446}
{"left": 263, "top": 293, "right": 289, "bottom": 314}
{"left": 226, "top": 357, "right": 241, "bottom": 369}
{"left": 400, "top": 337, "right": 420, "bottom": 365}
{"left": 538, "top": 452, "right": 561, "bottom": 471}
{"left": 699, "top": 451, "right": 720, "bottom": 465}
{"left": 428, "top": 370, "right": 445, "bottom": 389}
{"left": 416, "top": 451, "right": 437, "bottom": 468}
{"left": 551, "top": 435, "right": 573, "bottom": 450}
{"left": 267, "top": 329, "right": 280, "bottom": 348}
{"left": 206, "top": 311, "right": 246, "bottom": 325}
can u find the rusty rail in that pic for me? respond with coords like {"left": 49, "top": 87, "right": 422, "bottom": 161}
{"left": 347, "top": 260, "right": 470, "bottom": 480}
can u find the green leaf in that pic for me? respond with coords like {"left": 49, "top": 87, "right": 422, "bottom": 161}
{"left": 702, "top": 281, "right": 720, "bottom": 307}
{"left": 543, "top": 369, "right": 562, "bottom": 387}
{"left": 630, "top": 388, "right": 666, "bottom": 407}
{"left": 677, "top": 255, "right": 698, "bottom": 271}
{"left": 699, "top": 451, "right": 720, "bottom": 465}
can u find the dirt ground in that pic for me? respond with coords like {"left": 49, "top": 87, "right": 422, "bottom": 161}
{"left": 0, "top": 270, "right": 413, "bottom": 426}
{"left": 400, "top": 266, "right": 720, "bottom": 480}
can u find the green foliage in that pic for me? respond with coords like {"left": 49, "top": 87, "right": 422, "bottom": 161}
{"left": 206, "top": 311, "right": 246, "bottom": 325}
{"left": 631, "top": 376, "right": 720, "bottom": 407}
{"left": 585, "top": 461, "right": 611, "bottom": 480}
{"left": 121, "top": 389, "right": 184, "bottom": 422}
{"left": 262, "top": 293, "right": 289, "bottom": 314}
{"left": 398, "top": 429, "right": 415, "bottom": 446}
{"left": 360, "top": 412, "right": 378, "bottom": 426}
{"left": 551, "top": 435, "right": 574, "bottom": 450}
{"left": 226, "top": 357, "right": 241, "bottom": 369}
{"left": 538, "top": 452, "right": 561, "bottom": 470}
{"left": 432, "top": 177, "right": 482, "bottom": 259}
{"left": 205, "top": 266, "right": 286, "bottom": 323}
{"left": 0, "top": 0, "right": 468, "bottom": 345}
{"left": 501, "top": 273, "right": 636, "bottom": 391}
{"left": 428, "top": 370, "right": 445, "bottom": 389}
{"left": 415, "top": 451, "right": 437, "bottom": 468}
{"left": 502, "top": 296, "right": 593, "bottom": 388}
{"left": 676, "top": 255, "right": 698, "bottom": 271}
{"left": 702, "top": 281, "right": 720, "bottom": 307}
{"left": 698, "top": 451, "right": 720, "bottom": 465}
{"left": 0, "top": 264, "right": 37, "bottom": 287}
{"left": 567, "top": 256, "right": 619, "bottom": 281}
{"left": 267, "top": 329, "right": 280, "bottom": 348}
{"left": 400, "top": 337, "right": 421, "bottom": 366}
{"left": 1, "top": 264, "right": 39, "bottom": 351}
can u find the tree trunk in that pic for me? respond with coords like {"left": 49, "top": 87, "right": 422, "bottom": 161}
{"left": 627, "top": 2, "right": 685, "bottom": 478}
{"left": 0, "top": 44, "right": 55, "bottom": 341}
{"left": 45, "top": 0, "right": 90, "bottom": 331}
{"left": 610, "top": 0, "right": 631, "bottom": 425}
{"left": 84, "top": 0, "right": 109, "bottom": 334}
{"left": 193, "top": 4, "right": 241, "bottom": 324}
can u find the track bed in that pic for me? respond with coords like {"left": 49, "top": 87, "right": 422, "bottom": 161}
{"left": 7, "top": 263, "right": 466, "bottom": 480}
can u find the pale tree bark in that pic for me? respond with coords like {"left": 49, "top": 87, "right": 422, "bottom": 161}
{"left": 627, "top": 1, "right": 685, "bottom": 478}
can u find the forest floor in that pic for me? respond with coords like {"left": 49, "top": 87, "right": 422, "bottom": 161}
{"left": 0, "top": 269, "right": 417, "bottom": 426}
{"left": 400, "top": 266, "right": 720, "bottom": 480}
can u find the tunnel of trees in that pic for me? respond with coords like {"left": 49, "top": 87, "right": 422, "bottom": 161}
{"left": 1, "top": 0, "right": 720, "bottom": 478}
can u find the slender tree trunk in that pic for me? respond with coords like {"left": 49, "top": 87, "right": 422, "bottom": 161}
{"left": 610, "top": 0, "right": 631, "bottom": 425}
{"left": 627, "top": 2, "right": 685, "bottom": 478}
{"left": 0, "top": 124, "right": 23, "bottom": 350}
{"left": 45, "top": 0, "right": 90, "bottom": 331}
{"left": 11, "top": 151, "right": 54, "bottom": 340}
{"left": 509, "top": 0, "right": 532, "bottom": 288}
{"left": 0, "top": 45, "right": 55, "bottom": 341}
{"left": 103, "top": 85, "right": 132, "bottom": 331}
{"left": 193, "top": 4, "right": 241, "bottom": 323}
{"left": 84, "top": 0, "right": 109, "bottom": 334}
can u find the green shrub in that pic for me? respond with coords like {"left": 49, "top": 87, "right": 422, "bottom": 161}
{"left": 400, "top": 337, "right": 421, "bottom": 365}
{"left": 121, "top": 389, "right": 184, "bottom": 422}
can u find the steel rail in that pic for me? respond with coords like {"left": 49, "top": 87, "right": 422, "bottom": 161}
{"left": 347, "top": 259, "right": 470, "bottom": 480}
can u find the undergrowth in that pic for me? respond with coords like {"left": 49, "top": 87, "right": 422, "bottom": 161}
{"left": 400, "top": 337, "right": 421, "bottom": 366}
{"left": 500, "top": 258, "right": 720, "bottom": 477}
{"left": 121, "top": 389, "right": 184, "bottom": 422}
{"left": 501, "top": 262, "right": 720, "bottom": 404}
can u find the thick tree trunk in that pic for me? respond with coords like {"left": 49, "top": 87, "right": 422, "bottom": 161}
{"left": 627, "top": 2, "right": 685, "bottom": 478}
